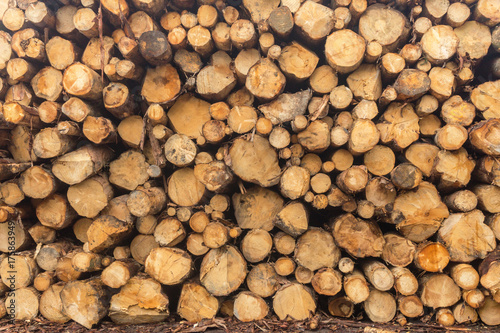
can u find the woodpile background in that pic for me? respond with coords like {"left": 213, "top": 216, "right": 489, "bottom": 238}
{"left": 0, "top": 0, "right": 500, "bottom": 329}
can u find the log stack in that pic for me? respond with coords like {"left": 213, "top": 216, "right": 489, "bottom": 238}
{"left": 1, "top": 0, "right": 500, "bottom": 329}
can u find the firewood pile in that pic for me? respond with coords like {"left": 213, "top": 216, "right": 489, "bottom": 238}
{"left": 1, "top": 0, "right": 500, "bottom": 329}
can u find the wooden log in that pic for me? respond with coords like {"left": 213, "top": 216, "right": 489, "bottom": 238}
{"left": 273, "top": 283, "right": 316, "bottom": 320}
{"left": 469, "top": 119, "right": 500, "bottom": 155}
{"left": 233, "top": 291, "right": 268, "bottom": 322}
{"left": 241, "top": 229, "right": 272, "bottom": 263}
{"left": 294, "top": 227, "right": 340, "bottom": 271}
{"left": 177, "top": 282, "right": 218, "bottom": 322}
{"left": 246, "top": 263, "right": 279, "bottom": 298}
{"left": 343, "top": 270, "right": 370, "bottom": 304}
{"left": 154, "top": 216, "right": 186, "bottom": 247}
{"left": 359, "top": 4, "right": 410, "bottom": 53}
{"left": 463, "top": 289, "right": 485, "bottom": 309}
{"left": 102, "top": 83, "right": 136, "bottom": 119}
{"left": 61, "top": 278, "right": 109, "bottom": 329}
{"left": 200, "top": 245, "right": 246, "bottom": 296}
{"left": 391, "top": 182, "right": 449, "bottom": 243}
{"left": 5, "top": 287, "right": 39, "bottom": 321}
{"left": 0, "top": 252, "right": 38, "bottom": 289}
{"left": 37, "top": 242, "right": 72, "bottom": 272}
{"left": 363, "top": 289, "right": 396, "bottom": 323}
{"left": 453, "top": 302, "right": 478, "bottom": 324}
{"left": 109, "top": 274, "right": 169, "bottom": 324}
{"left": 39, "top": 283, "right": 70, "bottom": 323}
{"left": 232, "top": 186, "right": 283, "bottom": 231}
{"left": 145, "top": 247, "right": 191, "bottom": 285}
{"left": 87, "top": 215, "right": 133, "bottom": 252}
{"left": 62, "top": 63, "right": 104, "bottom": 100}
{"left": 421, "top": 25, "right": 459, "bottom": 64}
{"left": 420, "top": 274, "right": 461, "bottom": 308}
{"left": 67, "top": 174, "right": 113, "bottom": 218}
{"left": 381, "top": 233, "right": 416, "bottom": 267}
{"left": 328, "top": 295, "right": 354, "bottom": 318}
{"left": 391, "top": 267, "right": 418, "bottom": 296}
{"left": 101, "top": 259, "right": 140, "bottom": 289}
{"left": 130, "top": 234, "right": 159, "bottom": 265}
{"left": 398, "top": 295, "right": 424, "bottom": 318}
{"left": 275, "top": 201, "right": 308, "bottom": 237}
{"left": 52, "top": 145, "right": 114, "bottom": 185}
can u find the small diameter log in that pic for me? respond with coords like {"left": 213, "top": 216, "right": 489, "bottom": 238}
{"left": 391, "top": 267, "right": 418, "bottom": 296}
{"left": 259, "top": 90, "right": 312, "bottom": 125}
{"left": 127, "top": 187, "right": 166, "bottom": 218}
{"left": 109, "top": 150, "right": 150, "bottom": 191}
{"left": 362, "top": 260, "right": 394, "bottom": 292}
{"left": 469, "top": 119, "right": 500, "bottom": 155}
{"left": 61, "top": 278, "right": 109, "bottom": 329}
{"left": 141, "top": 64, "right": 181, "bottom": 104}
{"left": 294, "top": 1, "right": 334, "bottom": 44}
{"left": 377, "top": 102, "right": 419, "bottom": 150}
{"left": 398, "top": 295, "right": 424, "bottom": 318}
{"left": 39, "top": 283, "right": 70, "bottom": 323}
{"left": 102, "top": 83, "right": 136, "bottom": 119}
{"left": 328, "top": 296, "right": 354, "bottom": 318}
{"left": 67, "top": 174, "right": 113, "bottom": 218}
{"left": 414, "top": 242, "right": 450, "bottom": 272}
{"left": 37, "top": 242, "right": 72, "bottom": 272}
{"left": 28, "top": 223, "right": 55, "bottom": 245}
{"left": 444, "top": 190, "right": 477, "bottom": 212}
{"left": 33, "top": 128, "right": 76, "bottom": 159}
{"left": 463, "top": 289, "right": 485, "bottom": 309}
{"left": 450, "top": 264, "right": 480, "bottom": 290}
{"left": 331, "top": 213, "right": 385, "bottom": 258}
{"left": 177, "top": 282, "right": 218, "bottom": 322}
{"left": 240, "top": 229, "right": 272, "bottom": 263}
{"left": 101, "top": 259, "right": 141, "bottom": 289}
{"left": 420, "top": 274, "right": 461, "bottom": 308}
{"left": 87, "top": 215, "right": 133, "bottom": 252}
{"left": 139, "top": 31, "right": 172, "bottom": 65}
{"left": 36, "top": 193, "right": 76, "bottom": 230}
{"left": 109, "top": 274, "right": 169, "bottom": 325}
{"left": 453, "top": 302, "right": 478, "bottom": 324}
{"left": 154, "top": 217, "right": 186, "bottom": 247}
{"left": 359, "top": 4, "right": 410, "bottom": 52}
{"left": 311, "top": 268, "right": 342, "bottom": 296}
{"left": 130, "top": 235, "right": 159, "bottom": 265}
{"left": 71, "top": 252, "right": 104, "bottom": 273}
{"left": 344, "top": 270, "right": 370, "bottom": 304}
{"left": 363, "top": 289, "right": 396, "bottom": 323}
{"left": 245, "top": 58, "right": 286, "bottom": 101}
{"left": 273, "top": 283, "right": 316, "bottom": 321}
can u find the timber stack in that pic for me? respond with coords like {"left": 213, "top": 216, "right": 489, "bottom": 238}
{"left": 1, "top": 0, "right": 500, "bottom": 329}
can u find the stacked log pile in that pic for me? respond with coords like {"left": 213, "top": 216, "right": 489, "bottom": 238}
{"left": 1, "top": 0, "right": 500, "bottom": 329}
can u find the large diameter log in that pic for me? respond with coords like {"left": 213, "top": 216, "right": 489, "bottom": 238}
{"left": 294, "top": 1, "right": 334, "bottom": 43}
{"left": 233, "top": 291, "right": 269, "bottom": 322}
{"left": 145, "top": 247, "right": 192, "bottom": 285}
{"left": 381, "top": 233, "right": 416, "bottom": 267}
{"left": 229, "top": 135, "right": 281, "bottom": 187}
{"left": 331, "top": 213, "right": 385, "bottom": 258}
{"left": 141, "top": 64, "right": 181, "bottom": 104}
{"left": 438, "top": 210, "right": 496, "bottom": 262}
{"left": 325, "top": 29, "right": 365, "bottom": 74}
{"left": 246, "top": 263, "right": 279, "bottom": 298}
{"left": 39, "top": 283, "right": 70, "bottom": 323}
{"left": 233, "top": 186, "right": 284, "bottom": 231}
{"left": 109, "top": 150, "right": 150, "bottom": 191}
{"left": 363, "top": 290, "right": 396, "bottom": 323}
{"left": 420, "top": 274, "right": 461, "bottom": 308}
{"left": 0, "top": 253, "right": 38, "bottom": 289}
{"left": 200, "top": 245, "right": 247, "bottom": 296}
{"left": 109, "top": 274, "right": 169, "bottom": 324}
{"left": 61, "top": 278, "right": 109, "bottom": 329}
{"left": 4, "top": 287, "right": 40, "bottom": 321}
{"left": 87, "top": 215, "right": 133, "bottom": 252}
{"left": 245, "top": 58, "right": 286, "bottom": 101}
{"left": 359, "top": 4, "right": 410, "bottom": 53}
{"left": 167, "top": 93, "right": 211, "bottom": 139}
{"left": 391, "top": 182, "right": 449, "bottom": 243}
{"left": 294, "top": 227, "right": 340, "bottom": 271}
{"left": 273, "top": 283, "right": 316, "bottom": 320}
{"left": 414, "top": 242, "right": 450, "bottom": 272}
{"left": 177, "top": 282, "right": 219, "bottom": 322}
{"left": 52, "top": 145, "right": 114, "bottom": 185}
